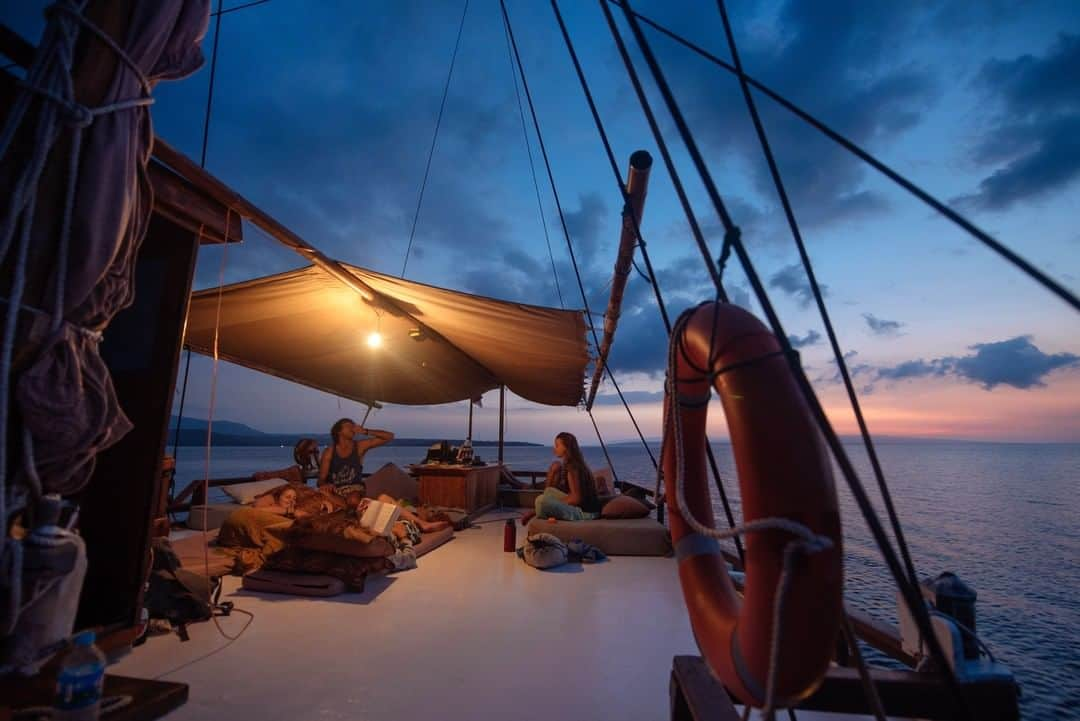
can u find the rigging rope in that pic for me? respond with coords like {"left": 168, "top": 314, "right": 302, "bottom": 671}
{"left": 201, "top": 0, "right": 225, "bottom": 168}
{"left": 606, "top": 0, "right": 1079, "bottom": 314}
{"left": 212, "top": 0, "right": 273, "bottom": 17}
{"left": 499, "top": 0, "right": 598, "bottom": 350}
{"left": 714, "top": 0, "right": 922, "bottom": 601}
{"left": 556, "top": 0, "right": 744, "bottom": 561}
{"left": 500, "top": 11, "right": 564, "bottom": 309}
{"left": 503, "top": 0, "right": 655, "bottom": 482}
{"left": 401, "top": 0, "right": 470, "bottom": 278}
{"left": 614, "top": 3, "right": 970, "bottom": 715}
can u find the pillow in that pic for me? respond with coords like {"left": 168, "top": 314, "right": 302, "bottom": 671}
{"left": 364, "top": 463, "right": 418, "bottom": 502}
{"left": 221, "top": 478, "right": 286, "bottom": 504}
{"left": 601, "top": 494, "right": 650, "bottom": 519}
{"left": 593, "top": 468, "right": 614, "bottom": 496}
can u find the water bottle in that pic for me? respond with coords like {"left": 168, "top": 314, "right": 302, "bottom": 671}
{"left": 54, "top": 630, "right": 106, "bottom": 721}
{"left": 503, "top": 519, "right": 516, "bottom": 552}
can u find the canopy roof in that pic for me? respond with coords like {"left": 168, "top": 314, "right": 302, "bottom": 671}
{"left": 184, "top": 263, "right": 589, "bottom": 407}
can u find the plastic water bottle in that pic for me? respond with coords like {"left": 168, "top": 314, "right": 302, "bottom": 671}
{"left": 54, "top": 630, "right": 106, "bottom": 720}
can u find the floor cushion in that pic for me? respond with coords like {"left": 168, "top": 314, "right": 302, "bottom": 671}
{"left": 364, "top": 463, "right": 419, "bottom": 502}
{"left": 526, "top": 517, "right": 672, "bottom": 556}
{"left": 241, "top": 569, "right": 345, "bottom": 597}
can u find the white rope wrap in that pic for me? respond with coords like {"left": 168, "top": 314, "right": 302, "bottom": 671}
{"left": 664, "top": 308, "right": 833, "bottom": 720}
{"left": 0, "top": 0, "right": 153, "bottom": 640}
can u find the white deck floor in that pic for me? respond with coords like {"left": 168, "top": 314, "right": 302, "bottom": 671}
{"left": 114, "top": 513, "right": 881, "bottom": 720}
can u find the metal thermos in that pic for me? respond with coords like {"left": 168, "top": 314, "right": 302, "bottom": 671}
{"left": 503, "top": 519, "right": 516, "bottom": 552}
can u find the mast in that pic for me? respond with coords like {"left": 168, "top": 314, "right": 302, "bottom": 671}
{"left": 585, "top": 150, "right": 653, "bottom": 410}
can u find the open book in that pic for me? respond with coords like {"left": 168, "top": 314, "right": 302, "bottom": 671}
{"left": 358, "top": 499, "right": 402, "bottom": 537}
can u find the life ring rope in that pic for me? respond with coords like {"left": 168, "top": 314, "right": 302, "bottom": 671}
{"left": 663, "top": 304, "right": 835, "bottom": 719}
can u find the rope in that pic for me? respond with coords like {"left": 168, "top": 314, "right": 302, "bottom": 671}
{"left": 714, "top": 0, "right": 922, "bottom": 600}
{"left": 591, "top": 0, "right": 726, "bottom": 301}
{"left": 557, "top": 0, "right": 741, "bottom": 558}
{"left": 198, "top": 209, "right": 255, "bottom": 646}
{"left": 550, "top": 0, "right": 676, "bottom": 330}
{"left": 201, "top": 0, "right": 225, "bottom": 168}
{"left": 666, "top": 313, "right": 832, "bottom": 720}
{"left": 499, "top": 0, "right": 599, "bottom": 352}
{"left": 171, "top": 349, "right": 193, "bottom": 462}
{"left": 401, "top": 0, "right": 470, "bottom": 278}
{"left": 586, "top": 410, "right": 619, "bottom": 484}
{"left": 212, "top": 0, "right": 273, "bottom": 17}
{"left": 500, "top": 10, "right": 563, "bottom": 309}
{"left": 614, "top": 4, "right": 970, "bottom": 716}
{"left": 607, "top": 0, "right": 1079, "bottom": 315}
{"left": 0, "top": 1, "right": 152, "bottom": 621}
{"left": 839, "top": 613, "right": 889, "bottom": 721}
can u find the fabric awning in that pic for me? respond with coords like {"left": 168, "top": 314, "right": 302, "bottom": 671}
{"left": 184, "top": 263, "right": 589, "bottom": 407}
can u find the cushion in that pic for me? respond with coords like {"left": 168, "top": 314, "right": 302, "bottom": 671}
{"left": 601, "top": 495, "right": 650, "bottom": 519}
{"left": 364, "top": 463, "right": 418, "bottom": 501}
{"left": 526, "top": 517, "right": 672, "bottom": 556}
{"left": 289, "top": 527, "right": 396, "bottom": 559}
{"left": 413, "top": 526, "right": 455, "bottom": 558}
{"left": 262, "top": 547, "right": 388, "bottom": 590}
{"left": 169, "top": 531, "right": 236, "bottom": 578}
{"left": 241, "top": 569, "right": 345, "bottom": 597}
{"left": 220, "top": 478, "right": 286, "bottom": 504}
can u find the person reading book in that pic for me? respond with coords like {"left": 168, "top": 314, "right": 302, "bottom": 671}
{"left": 342, "top": 491, "right": 451, "bottom": 536}
{"left": 318, "top": 418, "right": 394, "bottom": 496}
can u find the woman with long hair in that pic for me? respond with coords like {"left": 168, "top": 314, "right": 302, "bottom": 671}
{"left": 521, "top": 432, "right": 601, "bottom": 524}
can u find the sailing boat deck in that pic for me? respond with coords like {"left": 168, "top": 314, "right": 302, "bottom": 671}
{"left": 115, "top": 514, "right": 879, "bottom": 721}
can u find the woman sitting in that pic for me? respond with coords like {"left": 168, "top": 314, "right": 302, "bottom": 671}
{"left": 520, "top": 432, "right": 601, "bottom": 524}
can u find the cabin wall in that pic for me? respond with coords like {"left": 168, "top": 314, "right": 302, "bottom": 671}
{"left": 75, "top": 213, "right": 199, "bottom": 630}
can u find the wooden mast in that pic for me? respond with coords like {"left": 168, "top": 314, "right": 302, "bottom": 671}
{"left": 585, "top": 150, "right": 652, "bottom": 410}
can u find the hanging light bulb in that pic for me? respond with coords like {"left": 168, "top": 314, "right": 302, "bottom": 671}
{"left": 366, "top": 330, "right": 383, "bottom": 349}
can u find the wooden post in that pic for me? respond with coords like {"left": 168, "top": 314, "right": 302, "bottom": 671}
{"left": 498, "top": 385, "right": 506, "bottom": 464}
{"left": 466, "top": 398, "right": 474, "bottom": 442}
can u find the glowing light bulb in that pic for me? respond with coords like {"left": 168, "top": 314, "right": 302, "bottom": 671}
{"left": 366, "top": 331, "right": 383, "bottom": 349}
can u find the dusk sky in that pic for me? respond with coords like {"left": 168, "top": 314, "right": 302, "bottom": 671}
{"left": 6, "top": 1, "right": 1079, "bottom": 443}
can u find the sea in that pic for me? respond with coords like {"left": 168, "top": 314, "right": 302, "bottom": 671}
{"left": 173, "top": 439, "right": 1079, "bottom": 719}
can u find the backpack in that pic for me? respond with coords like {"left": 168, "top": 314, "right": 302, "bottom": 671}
{"left": 142, "top": 538, "right": 222, "bottom": 641}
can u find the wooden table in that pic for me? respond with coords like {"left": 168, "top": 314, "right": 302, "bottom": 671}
{"left": 411, "top": 463, "right": 503, "bottom": 513}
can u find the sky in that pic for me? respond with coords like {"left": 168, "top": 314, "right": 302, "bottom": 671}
{"left": 5, "top": 1, "right": 1079, "bottom": 443}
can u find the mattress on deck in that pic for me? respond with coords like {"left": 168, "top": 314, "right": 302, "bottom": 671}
{"left": 170, "top": 530, "right": 236, "bottom": 577}
{"left": 526, "top": 517, "right": 672, "bottom": 557}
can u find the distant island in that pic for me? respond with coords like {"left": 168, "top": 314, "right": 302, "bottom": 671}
{"left": 167, "top": 416, "right": 541, "bottom": 448}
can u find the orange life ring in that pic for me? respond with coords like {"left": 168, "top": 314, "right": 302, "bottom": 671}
{"left": 663, "top": 301, "right": 843, "bottom": 707}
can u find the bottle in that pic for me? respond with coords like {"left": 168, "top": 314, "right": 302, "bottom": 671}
{"left": 54, "top": 630, "right": 106, "bottom": 721}
{"left": 503, "top": 518, "right": 516, "bottom": 552}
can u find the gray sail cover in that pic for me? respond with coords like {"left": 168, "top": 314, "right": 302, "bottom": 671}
{"left": 184, "top": 264, "right": 590, "bottom": 407}
{"left": 4, "top": 1, "right": 209, "bottom": 496}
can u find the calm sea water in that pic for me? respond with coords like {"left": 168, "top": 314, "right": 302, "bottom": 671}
{"left": 174, "top": 440, "right": 1079, "bottom": 719}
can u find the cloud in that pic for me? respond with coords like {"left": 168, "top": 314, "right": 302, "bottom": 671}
{"left": 787, "top": 329, "right": 821, "bottom": 348}
{"left": 863, "top": 313, "right": 904, "bottom": 336}
{"left": 769, "top": 263, "right": 827, "bottom": 309}
{"left": 645, "top": 0, "right": 938, "bottom": 228}
{"left": 876, "top": 336, "right": 1079, "bottom": 389}
{"left": 955, "top": 34, "right": 1080, "bottom": 210}
{"left": 562, "top": 193, "right": 609, "bottom": 266}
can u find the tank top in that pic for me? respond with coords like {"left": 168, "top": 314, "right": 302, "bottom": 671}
{"left": 328, "top": 442, "right": 364, "bottom": 489}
